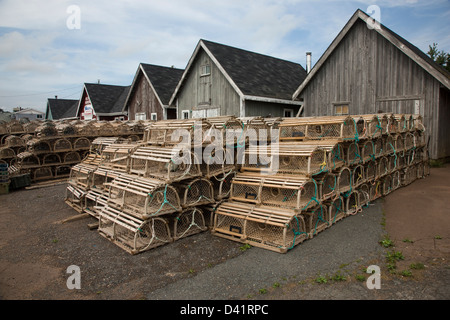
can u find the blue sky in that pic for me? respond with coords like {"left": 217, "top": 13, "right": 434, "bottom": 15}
{"left": 0, "top": 0, "right": 449, "bottom": 113}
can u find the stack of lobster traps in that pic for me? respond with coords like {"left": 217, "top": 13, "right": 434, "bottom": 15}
{"left": 211, "top": 113, "right": 429, "bottom": 253}
{"left": 65, "top": 116, "right": 243, "bottom": 254}
{"left": 1, "top": 120, "right": 145, "bottom": 185}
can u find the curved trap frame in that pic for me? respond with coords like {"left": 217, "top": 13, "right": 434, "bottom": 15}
{"left": 336, "top": 166, "right": 352, "bottom": 194}
{"left": 68, "top": 163, "right": 98, "bottom": 190}
{"left": 13, "top": 152, "right": 40, "bottom": 168}
{"left": 53, "top": 138, "right": 73, "bottom": 152}
{"left": 98, "top": 206, "right": 172, "bottom": 255}
{"left": 42, "top": 153, "right": 61, "bottom": 166}
{"left": 170, "top": 207, "right": 208, "bottom": 241}
{"left": 357, "top": 183, "right": 370, "bottom": 208}
{"left": 26, "top": 139, "right": 51, "bottom": 154}
{"left": 63, "top": 151, "right": 82, "bottom": 164}
{"left": 345, "top": 141, "right": 362, "bottom": 166}
{"left": 7, "top": 121, "right": 25, "bottom": 134}
{"left": 304, "top": 204, "right": 330, "bottom": 238}
{"left": 401, "top": 165, "right": 418, "bottom": 186}
{"left": 369, "top": 180, "right": 383, "bottom": 201}
{"left": 32, "top": 166, "right": 53, "bottom": 181}
{"left": 56, "top": 123, "right": 78, "bottom": 136}
{"left": 36, "top": 124, "right": 59, "bottom": 137}
{"left": 344, "top": 190, "right": 360, "bottom": 215}
{"left": 3, "top": 135, "right": 25, "bottom": 148}
{"left": 211, "top": 170, "right": 235, "bottom": 201}
{"left": 0, "top": 147, "right": 15, "bottom": 160}
{"left": 382, "top": 174, "right": 393, "bottom": 196}
{"left": 352, "top": 164, "right": 365, "bottom": 188}
{"left": 402, "top": 132, "right": 415, "bottom": 151}
{"left": 316, "top": 172, "right": 338, "bottom": 200}
{"left": 176, "top": 177, "right": 214, "bottom": 208}
{"left": 365, "top": 159, "right": 377, "bottom": 181}
{"left": 324, "top": 195, "right": 346, "bottom": 224}
{"left": 360, "top": 114, "right": 384, "bottom": 138}
{"left": 105, "top": 174, "right": 181, "bottom": 219}
{"left": 377, "top": 156, "right": 389, "bottom": 178}
{"left": 360, "top": 140, "right": 376, "bottom": 163}
{"left": 73, "top": 137, "right": 92, "bottom": 151}
{"left": 213, "top": 201, "right": 307, "bottom": 253}
{"left": 129, "top": 145, "right": 201, "bottom": 183}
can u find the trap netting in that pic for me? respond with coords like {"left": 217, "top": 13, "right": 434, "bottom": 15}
{"left": 239, "top": 116, "right": 271, "bottom": 145}
{"left": 129, "top": 145, "right": 201, "bottom": 183}
{"left": 324, "top": 195, "right": 346, "bottom": 224}
{"left": 7, "top": 121, "right": 25, "bottom": 134}
{"left": 170, "top": 207, "right": 208, "bottom": 241}
{"left": 42, "top": 153, "right": 61, "bottom": 166}
{"left": 35, "top": 123, "right": 59, "bottom": 138}
{"left": 73, "top": 137, "right": 92, "bottom": 151}
{"left": 230, "top": 172, "right": 318, "bottom": 211}
{"left": 199, "top": 145, "right": 236, "bottom": 178}
{"left": 212, "top": 201, "right": 308, "bottom": 253}
{"left": 12, "top": 152, "right": 40, "bottom": 168}
{"left": 0, "top": 147, "right": 16, "bottom": 160}
{"left": 53, "top": 138, "right": 73, "bottom": 152}
{"left": 105, "top": 173, "right": 181, "bottom": 219}
{"left": 32, "top": 167, "right": 53, "bottom": 181}
{"left": 316, "top": 172, "right": 338, "bottom": 200}
{"left": 56, "top": 123, "right": 78, "bottom": 136}
{"left": 175, "top": 177, "right": 214, "bottom": 208}
{"left": 26, "top": 139, "right": 51, "bottom": 154}
{"left": 3, "top": 135, "right": 25, "bottom": 148}
{"left": 242, "top": 143, "right": 330, "bottom": 176}
{"left": 210, "top": 170, "right": 235, "bottom": 201}
{"left": 63, "top": 151, "right": 82, "bottom": 165}
{"left": 303, "top": 203, "right": 330, "bottom": 237}
{"left": 84, "top": 188, "right": 110, "bottom": 217}
{"left": 98, "top": 206, "right": 172, "bottom": 255}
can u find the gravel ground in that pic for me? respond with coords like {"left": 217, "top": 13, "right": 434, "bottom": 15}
{"left": 0, "top": 165, "right": 449, "bottom": 309}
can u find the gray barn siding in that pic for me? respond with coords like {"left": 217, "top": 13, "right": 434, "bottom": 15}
{"left": 128, "top": 74, "right": 163, "bottom": 120}
{"left": 177, "top": 50, "right": 240, "bottom": 118}
{"left": 300, "top": 19, "right": 449, "bottom": 159}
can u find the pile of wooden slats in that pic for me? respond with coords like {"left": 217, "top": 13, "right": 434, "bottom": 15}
{"left": 211, "top": 113, "right": 429, "bottom": 253}
{"left": 0, "top": 119, "right": 146, "bottom": 184}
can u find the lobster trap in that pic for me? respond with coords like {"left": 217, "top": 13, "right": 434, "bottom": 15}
{"left": 68, "top": 163, "right": 98, "bottom": 190}
{"left": 65, "top": 183, "right": 87, "bottom": 213}
{"left": 53, "top": 138, "right": 73, "bottom": 152}
{"left": 98, "top": 206, "right": 172, "bottom": 255}
{"left": 99, "top": 144, "right": 138, "bottom": 172}
{"left": 212, "top": 201, "right": 308, "bottom": 253}
{"left": 199, "top": 145, "right": 235, "bottom": 178}
{"left": 278, "top": 115, "right": 360, "bottom": 141}
{"left": 129, "top": 145, "right": 201, "bottom": 183}
{"left": 170, "top": 207, "right": 208, "bottom": 241}
{"left": 2, "top": 135, "right": 25, "bottom": 148}
{"left": 26, "top": 139, "right": 51, "bottom": 154}
{"left": 84, "top": 188, "right": 110, "bottom": 217}
{"left": 242, "top": 143, "right": 329, "bottom": 176}
{"left": 324, "top": 195, "right": 346, "bottom": 224}
{"left": 105, "top": 173, "right": 181, "bottom": 219}
{"left": 72, "top": 137, "right": 92, "bottom": 151}
{"left": 303, "top": 204, "right": 330, "bottom": 237}
{"left": 230, "top": 172, "right": 319, "bottom": 211}
{"left": 63, "top": 151, "right": 82, "bottom": 165}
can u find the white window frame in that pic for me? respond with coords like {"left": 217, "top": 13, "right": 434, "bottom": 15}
{"left": 135, "top": 112, "right": 146, "bottom": 120}
{"left": 150, "top": 113, "right": 157, "bottom": 121}
{"left": 182, "top": 110, "right": 190, "bottom": 119}
{"left": 200, "top": 64, "right": 211, "bottom": 76}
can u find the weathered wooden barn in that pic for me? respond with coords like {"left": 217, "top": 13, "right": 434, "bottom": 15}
{"left": 123, "top": 63, "right": 184, "bottom": 121}
{"left": 292, "top": 9, "right": 450, "bottom": 160}
{"left": 169, "top": 39, "right": 307, "bottom": 119}
{"left": 45, "top": 97, "right": 79, "bottom": 120}
{"left": 76, "top": 83, "right": 130, "bottom": 121}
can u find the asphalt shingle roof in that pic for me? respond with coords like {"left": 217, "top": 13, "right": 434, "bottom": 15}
{"left": 84, "top": 83, "right": 130, "bottom": 114}
{"left": 140, "top": 64, "right": 184, "bottom": 105}
{"left": 46, "top": 98, "right": 79, "bottom": 120}
{"left": 201, "top": 39, "right": 307, "bottom": 100}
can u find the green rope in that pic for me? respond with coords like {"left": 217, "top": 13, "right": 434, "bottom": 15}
{"left": 288, "top": 216, "right": 307, "bottom": 250}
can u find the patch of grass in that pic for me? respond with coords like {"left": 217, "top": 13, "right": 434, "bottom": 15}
{"left": 331, "top": 272, "right": 347, "bottom": 282}
{"left": 402, "top": 238, "right": 414, "bottom": 243}
{"left": 272, "top": 282, "right": 281, "bottom": 288}
{"left": 259, "top": 288, "right": 267, "bottom": 294}
{"left": 386, "top": 250, "right": 404, "bottom": 263}
{"left": 434, "top": 235, "right": 442, "bottom": 240}
{"left": 355, "top": 274, "right": 366, "bottom": 282}
{"left": 379, "top": 235, "right": 394, "bottom": 248}
{"left": 401, "top": 270, "right": 413, "bottom": 277}
{"left": 314, "top": 275, "right": 328, "bottom": 284}
{"left": 52, "top": 238, "right": 58, "bottom": 243}
{"left": 409, "top": 263, "right": 425, "bottom": 270}
{"left": 239, "top": 243, "right": 252, "bottom": 251}
{"left": 188, "top": 268, "right": 195, "bottom": 274}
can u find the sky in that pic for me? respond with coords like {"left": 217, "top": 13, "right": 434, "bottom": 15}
{"left": 0, "top": 0, "right": 449, "bottom": 113}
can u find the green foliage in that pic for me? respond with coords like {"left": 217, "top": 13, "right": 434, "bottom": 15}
{"left": 428, "top": 43, "right": 450, "bottom": 72}
{"left": 409, "top": 263, "right": 425, "bottom": 270}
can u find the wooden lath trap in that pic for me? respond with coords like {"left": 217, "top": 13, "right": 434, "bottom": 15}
{"left": 212, "top": 201, "right": 308, "bottom": 253}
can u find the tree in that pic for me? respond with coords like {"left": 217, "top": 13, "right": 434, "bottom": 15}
{"left": 427, "top": 43, "right": 450, "bottom": 72}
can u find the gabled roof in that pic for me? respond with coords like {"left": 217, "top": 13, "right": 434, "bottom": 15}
{"left": 46, "top": 98, "right": 79, "bottom": 120}
{"left": 123, "top": 63, "right": 184, "bottom": 111}
{"left": 293, "top": 9, "right": 450, "bottom": 100}
{"left": 82, "top": 83, "right": 130, "bottom": 116}
{"left": 170, "top": 39, "right": 307, "bottom": 105}
{"left": 14, "top": 108, "right": 44, "bottom": 115}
